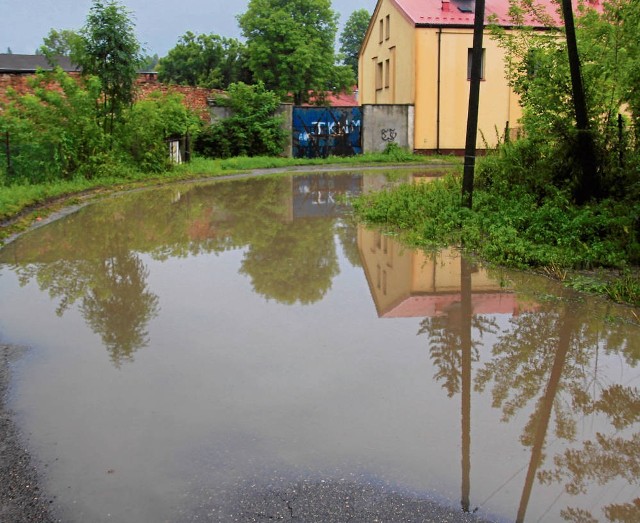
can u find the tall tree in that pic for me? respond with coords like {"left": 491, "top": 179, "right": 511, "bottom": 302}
{"left": 78, "top": 0, "right": 142, "bottom": 134}
{"left": 139, "top": 53, "right": 160, "bottom": 72}
{"left": 37, "top": 29, "right": 84, "bottom": 63}
{"left": 157, "top": 32, "right": 250, "bottom": 88}
{"left": 339, "top": 8, "right": 371, "bottom": 79}
{"left": 238, "top": 0, "right": 345, "bottom": 104}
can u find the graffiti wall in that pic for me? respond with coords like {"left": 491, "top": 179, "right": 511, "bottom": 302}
{"left": 361, "top": 104, "right": 414, "bottom": 154}
{"left": 292, "top": 107, "right": 362, "bottom": 158}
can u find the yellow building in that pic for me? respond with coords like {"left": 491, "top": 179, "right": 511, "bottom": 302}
{"left": 358, "top": 0, "right": 558, "bottom": 153}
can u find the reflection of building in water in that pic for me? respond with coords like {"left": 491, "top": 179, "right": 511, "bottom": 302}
{"left": 358, "top": 226, "right": 520, "bottom": 317}
{"left": 292, "top": 174, "right": 363, "bottom": 219}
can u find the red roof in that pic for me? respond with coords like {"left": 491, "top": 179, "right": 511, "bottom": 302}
{"left": 391, "top": 0, "right": 603, "bottom": 28}
{"left": 301, "top": 90, "right": 359, "bottom": 107}
{"left": 382, "top": 292, "right": 522, "bottom": 318}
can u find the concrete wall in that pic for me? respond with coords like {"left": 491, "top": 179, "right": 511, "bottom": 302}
{"left": 276, "top": 103, "right": 293, "bottom": 158}
{"left": 361, "top": 104, "right": 414, "bottom": 153}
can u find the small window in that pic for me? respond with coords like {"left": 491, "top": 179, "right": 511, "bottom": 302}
{"left": 379, "top": 19, "right": 384, "bottom": 43}
{"left": 384, "top": 59, "right": 390, "bottom": 88}
{"left": 467, "top": 48, "right": 486, "bottom": 80}
{"left": 385, "top": 14, "right": 390, "bottom": 40}
{"left": 376, "top": 61, "right": 384, "bottom": 90}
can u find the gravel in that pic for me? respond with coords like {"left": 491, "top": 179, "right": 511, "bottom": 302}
{"left": 0, "top": 344, "right": 56, "bottom": 523}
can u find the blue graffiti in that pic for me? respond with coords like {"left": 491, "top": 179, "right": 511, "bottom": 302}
{"left": 293, "top": 107, "right": 362, "bottom": 158}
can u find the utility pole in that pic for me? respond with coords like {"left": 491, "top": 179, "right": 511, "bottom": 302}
{"left": 560, "top": 0, "right": 599, "bottom": 203}
{"left": 461, "top": 0, "right": 486, "bottom": 209}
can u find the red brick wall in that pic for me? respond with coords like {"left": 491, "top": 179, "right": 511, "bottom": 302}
{"left": 135, "top": 75, "right": 219, "bottom": 121}
{"left": 0, "top": 72, "right": 216, "bottom": 121}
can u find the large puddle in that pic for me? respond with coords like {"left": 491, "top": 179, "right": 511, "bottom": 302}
{"left": 0, "top": 170, "right": 638, "bottom": 522}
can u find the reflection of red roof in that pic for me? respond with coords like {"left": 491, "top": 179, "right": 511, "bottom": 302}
{"left": 382, "top": 293, "right": 521, "bottom": 318}
{"left": 391, "top": 0, "right": 602, "bottom": 28}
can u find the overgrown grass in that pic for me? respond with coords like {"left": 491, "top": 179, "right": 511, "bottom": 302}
{"left": 353, "top": 172, "right": 640, "bottom": 306}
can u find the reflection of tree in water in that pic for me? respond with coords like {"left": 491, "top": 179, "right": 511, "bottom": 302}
{"left": 419, "top": 313, "right": 497, "bottom": 397}
{"left": 240, "top": 218, "right": 339, "bottom": 305}
{"left": 473, "top": 292, "right": 640, "bottom": 523}
{"left": 16, "top": 260, "right": 95, "bottom": 316}
{"left": 537, "top": 383, "right": 640, "bottom": 522}
{"left": 14, "top": 250, "right": 159, "bottom": 367}
{"left": 335, "top": 218, "right": 362, "bottom": 268}
{"left": 80, "top": 251, "right": 159, "bottom": 367}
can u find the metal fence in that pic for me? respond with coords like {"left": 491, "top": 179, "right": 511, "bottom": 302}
{"left": 292, "top": 107, "right": 362, "bottom": 159}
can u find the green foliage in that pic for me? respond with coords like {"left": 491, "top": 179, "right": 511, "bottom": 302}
{"left": 382, "top": 141, "right": 414, "bottom": 162}
{"left": 353, "top": 171, "right": 640, "bottom": 276}
{"left": 37, "top": 28, "right": 84, "bottom": 63}
{"left": 139, "top": 53, "right": 160, "bottom": 72}
{"left": 78, "top": 0, "right": 142, "bottom": 134}
{"left": 0, "top": 68, "right": 201, "bottom": 183}
{"left": 117, "top": 91, "right": 202, "bottom": 173}
{"left": 0, "top": 68, "right": 105, "bottom": 182}
{"left": 339, "top": 9, "right": 371, "bottom": 78}
{"left": 157, "top": 32, "right": 250, "bottom": 89}
{"left": 489, "top": 0, "right": 640, "bottom": 203}
{"left": 194, "top": 82, "right": 285, "bottom": 158}
{"left": 238, "top": 0, "right": 349, "bottom": 104}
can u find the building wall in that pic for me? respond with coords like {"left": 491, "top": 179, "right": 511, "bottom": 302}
{"left": 414, "top": 28, "right": 522, "bottom": 152}
{"left": 359, "top": 0, "right": 416, "bottom": 106}
{"left": 358, "top": 0, "right": 525, "bottom": 153}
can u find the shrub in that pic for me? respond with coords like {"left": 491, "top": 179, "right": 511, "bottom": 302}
{"left": 194, "top": 82, "right": 285, "bottom": 159}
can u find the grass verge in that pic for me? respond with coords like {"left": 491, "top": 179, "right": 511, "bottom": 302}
{"left": 352, "top": 172, "right": 640, "bottom": 307}
{"left": 0, "top": 152, "right": 455, "bottom": 240}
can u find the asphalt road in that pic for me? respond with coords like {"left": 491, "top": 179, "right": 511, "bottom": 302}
{"left": 1, "top": 342, "right": 496, "bottom": 523}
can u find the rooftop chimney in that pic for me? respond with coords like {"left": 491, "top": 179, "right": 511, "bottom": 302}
{"left": 442, "top": 0, "right": 451, "bottom": 12}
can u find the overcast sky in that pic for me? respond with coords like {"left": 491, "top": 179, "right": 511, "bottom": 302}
{"left": 0, "top": 0, "right": 377, "bottom": 57}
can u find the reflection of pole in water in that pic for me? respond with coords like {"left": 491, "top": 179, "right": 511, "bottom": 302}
{"left": 461, "top": 258, "right": 472, "bottom": 512}
{"left": 516, "top": 307, "right": 574, "bottom": 523}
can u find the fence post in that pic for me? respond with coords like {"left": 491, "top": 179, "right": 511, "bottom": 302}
{"left": 618, "top": 113, "right": 624, "bottom": 168}
{"left": 4, "top": 131, "right": 11, "bottom": 178}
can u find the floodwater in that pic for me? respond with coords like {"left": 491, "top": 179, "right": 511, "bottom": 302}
{"left": 0, "top": 170, "right": 638, "bottom": 523}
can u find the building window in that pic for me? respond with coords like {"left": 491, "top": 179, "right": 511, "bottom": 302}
{"left": 379, "top": 19, "right": 384, "bottom": 43}
{"left": 467, "top": 48, "right": 486, "bottom": 80}
{"left": 384, "top": 59, "right": 390, "bottom": 88}
{"left": 385, "top": 14, "right": 390, "bottom": 40}
{"left": 376, "top": 61, "right": 383, "bottom": 90}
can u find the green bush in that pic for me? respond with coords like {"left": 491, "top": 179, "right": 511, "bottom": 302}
{"left": 194, "top": 82, "right": 285, "bottom": 159}
{"left": 0, "top": 69, "right": 202, "bottom": 183}
{"left": 117, "top": 91, "right": 202, "bottom": 173}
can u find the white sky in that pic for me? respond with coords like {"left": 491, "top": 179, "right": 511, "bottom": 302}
{"left": 0, "top": 0, "right": 377, "bottom": 57}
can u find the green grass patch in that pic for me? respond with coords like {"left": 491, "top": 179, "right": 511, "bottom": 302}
{"left": 353, "top": 172, "right": 640, "bottom": 306}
